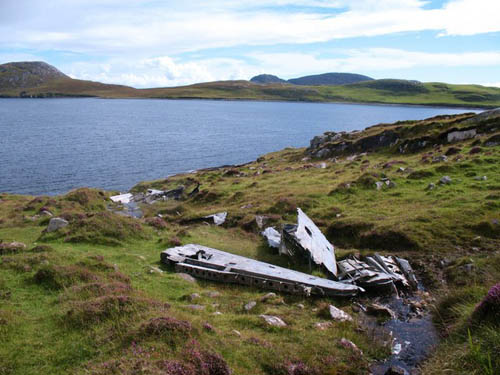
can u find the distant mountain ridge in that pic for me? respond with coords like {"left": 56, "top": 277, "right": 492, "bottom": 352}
{"left": 250, "top": 72, "right": 374, "bottom": 86}
{"left": 0, "top": 61, "right": 68, "bottom": 89}
{"left": 1, "top": 61, "right": 499, "bottom": 108}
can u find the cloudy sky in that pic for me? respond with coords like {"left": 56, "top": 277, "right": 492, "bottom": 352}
{"left": 1, "top": 0, "right": 499, "bottom": 88}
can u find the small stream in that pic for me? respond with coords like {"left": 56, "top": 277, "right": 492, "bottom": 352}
{"left": 366, "top": 287, "right": 438, "bottom": 374}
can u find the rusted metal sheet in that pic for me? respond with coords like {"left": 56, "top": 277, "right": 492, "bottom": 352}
{"left": 161, "top": 244, "right": 361, "bottom": 297}
{"left": 279, "top": 208, "right": 337, "bottom": 276}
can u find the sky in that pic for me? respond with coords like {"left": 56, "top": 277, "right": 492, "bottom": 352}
{"left": 1, "top": 0, "right": 499, "bottom": 88}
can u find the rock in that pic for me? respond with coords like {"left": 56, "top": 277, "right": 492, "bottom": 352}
{"left": 148, "top": 266, "right": 164, "bottom": 274}
{"left": 46, "top": 217, "right": 69, "bottom": 232}
{"left": 40, "top": 210, "right": 53, "bottom": 217}
{"left": 469, "top": 146, "right": 482, "bottom": 154}
{"left": 177, "top": 273, "right": 197, "bottom": 283}
{"left": 426, "top": 182, "right": 436, "bottom": 191}
{"left": 439, "top": 176, "right": 452, "bottom": 185}
{"left": 447, "top": 129, "right": 476, "bottom": 143}
{"left": 315, "top": 322, "right": 332, "bottom": 330}
{"left": 213, "top": 311, "right": 223, "bottom": 316}
{"left": 0, "top": 241, "right": 26, "bottom": 254}
{"left": 259, "top": 314, "right": 286, "bottom": 327}
{"left": 186, "top": 304, "right": 205, "bottom": 310}
{"left": 328, "top": 305, "right": 353, "bottom": 322}
{"left": 338, "top": 338, "right": 363, "bottom": 356}
{"left": 385, "top": 365, "right": 409, "bottom": 375}
{"left": 244, "top": 301, "right": 257, "bottom": 311}
{"left": 385, "top": 180, "right": 396, "bottom": 188}
{"left": 432, "top": 155, "right": 448, "bottom": 163}
{"left": 297, "top": 303, "right": 305, "bottom": 309}
{"left": 375, "top": 181, "right": 384, "bottom": 190}
{"left": 260, "top": 292, "right": 277, "bottom": 302}
{"left": 474, "top": 175, "right": 487, "bottom": 181}
{"left": 232, "top": 329, "right": 242, "bottom": 337}
{"left": 366, "top": 303, "right": 396, "bottom": 320}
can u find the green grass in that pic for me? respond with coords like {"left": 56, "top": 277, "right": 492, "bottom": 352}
{"left": 0, "top": 111, "right": 499, "bottom": 374}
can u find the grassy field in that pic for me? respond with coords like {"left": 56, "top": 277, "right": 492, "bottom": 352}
{"left": 2, "top": 76, "right": 500, "bottom": 108}
{"left": 0, "top": 110, "right": 499, "bottom": 374}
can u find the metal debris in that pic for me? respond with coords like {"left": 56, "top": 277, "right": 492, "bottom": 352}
{"left": 337, "top": 254, "right": 417, "bottom": 291}
{"left": 161, "top": 244, "right": 362, "bottom": 297}
{"left": 261, "top": 227, "right": 281, "bottom": 248}
{"left": 280, "top": 208, "right": 337, "bottom": 276}
{"left": 110, "top": 193, "right": 133, "bottom": 204}
{"left": 203, "top": 212, "right": 227, "bottom": 226}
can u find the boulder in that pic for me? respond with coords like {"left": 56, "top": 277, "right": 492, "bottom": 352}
{"left": 328, "top": 305, "right": 353, "bottom": 322}
{"left": 46, "top": 217, "right": 69, "bottom": 232}
{"left": 259, "top": 314, "right": 286, "bottom": 327}
{"left": 244, "top": 301, "right": 257, "bottom": 311}
{"left": 366, "top": 303, "right": 396, "bottom": 320}
{"left": 338, "top": 338, "right": 363, "bottom": 356}
{"left": 177, "top": 273, "right": 197, "bottom": 283}
{"left": 260, "top": 292, "right": 277, "bottom": 302}
{"left": 439, "top": 176, "right": 452, "bottom": 185}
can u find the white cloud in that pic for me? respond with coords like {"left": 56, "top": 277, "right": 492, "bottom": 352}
{"left": 0, "top": 0, "right": 499, "bottom": 55}
{"left": 63, "top": 48, "right": 500, "bottom": 88}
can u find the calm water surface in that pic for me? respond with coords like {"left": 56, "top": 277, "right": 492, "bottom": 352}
{"left": 0, "top": 98, "right": 478, "bottom": 195}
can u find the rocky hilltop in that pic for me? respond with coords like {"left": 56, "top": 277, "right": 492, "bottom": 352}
{"left": 249, "top": 72, "right": 374, "bottom": 86}
{"left": 0, "top": 61, "right": 68, "bottom": 89}
{"left": 249, "top": 74, "right": 287, "bottom": 84}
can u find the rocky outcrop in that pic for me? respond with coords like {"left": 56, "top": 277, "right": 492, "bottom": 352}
{"left": 307, "top": 109, "right": 500, "bottom": 158}
{"left": 0, "top": 61, "right": 68, "bottom": 89}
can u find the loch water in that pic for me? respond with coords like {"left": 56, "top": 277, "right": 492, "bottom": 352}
{"left": 0, "top": 98, "right": 479, "bottom": 196}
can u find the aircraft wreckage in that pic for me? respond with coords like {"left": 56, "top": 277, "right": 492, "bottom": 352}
{"left": 161, "top": 208, "right": 418, "bottom": 297}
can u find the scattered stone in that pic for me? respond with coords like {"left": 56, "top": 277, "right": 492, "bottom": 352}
{"left": 177, "top": 273, "right": 197, "bottom": 283}
{"left": 232, "top": 329, "right": 242, "bottom": 337}
{"left": 213, "top": 311, "right": 223, "bottom": 316}
{"left": 426, "top": 183, "right": 436, "bottom": 191}
{"left": 367, "top": 303, "right": 396, "bottom": 320}
{"left": 244, "top": 301, "right": 257, "bottom": 311}
{"left": 328, "top": 305, "right": 353, "bottom": 322}
{"left": 148, "top": 266, "right": 164, "bottom": 274}
{"left": 385, "top": 365, "right": 409, "bottom": 375}
{"left": 259, "top": 314, "right": 286, "bottom": 327}
{"left": 315, "top": 162, "right": 327, "bottom": 169}
{"left": 260, "top": 292, "right": 277, "bottom": 302}
{"left": 315, "top": 322, "right": 332, "bottom": 330}
{"left": 432, "top": 155, "right": 448, "bottom": 163}
{"left": 339, "top": 338, "right": 363, "bottom": 356}
{"left": 375, "top": 181, "right": 384, "bottom": 190}
{"left": 385, "top": 180, "right": 396, "bottom": 188}
{"left": 474, "top": 175, "right": 487, "bottom": 181}
{"left": 40, "top": 210, "right": 53, "bottom": 217}
{"left": 439, "top": 176, "right": 452, "bottom": 185}
{"left": 46, "top": 217, "right": 69, "bottom": 232}
{"left": 186, "top": 304, "right": 205, "bottom": 311}
{"left": 396, "top": 167, "right": 406, "bottom": 173}
{"left": 297, "top": 303, "right": 305, "bottom": 309}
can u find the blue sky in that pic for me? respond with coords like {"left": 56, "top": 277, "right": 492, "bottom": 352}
{"left": 1, "top": 0, "right": 499, "bottom": 88}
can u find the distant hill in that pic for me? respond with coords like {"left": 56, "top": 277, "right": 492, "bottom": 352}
{"left": 288, "top": 72, "right": 374, "bottom": 86}
{"left": 1, "top": 61, "right": 499, "bottom": 108}
{"left": 250, "top": 74, "right": 287, "bottom": 84}
{"left": 0, "top": 61, "right": 68, "bottom": 89}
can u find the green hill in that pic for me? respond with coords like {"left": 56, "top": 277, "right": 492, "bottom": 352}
{"left": 1, "top": 61, "right": 500, "bottom": 108}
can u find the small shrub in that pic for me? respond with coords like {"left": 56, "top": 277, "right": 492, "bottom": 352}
{"left": 138, "top": 316, "right": 192, "bottom": 345}
{"left": 33, "top": 264, "right": 100, "bottom": 289}
{"left": 407, "top": 170, "right": 434, "bottom": 179}
{"left": 473, "top": 283, "right": 500, "bottom": 324}
{"left": 146, "top": 217, "right": 167, "bottom": 230}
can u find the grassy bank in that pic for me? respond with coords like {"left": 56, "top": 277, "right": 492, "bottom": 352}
{"left": 0, "top": 110, "right": 499, "bottom": 374}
